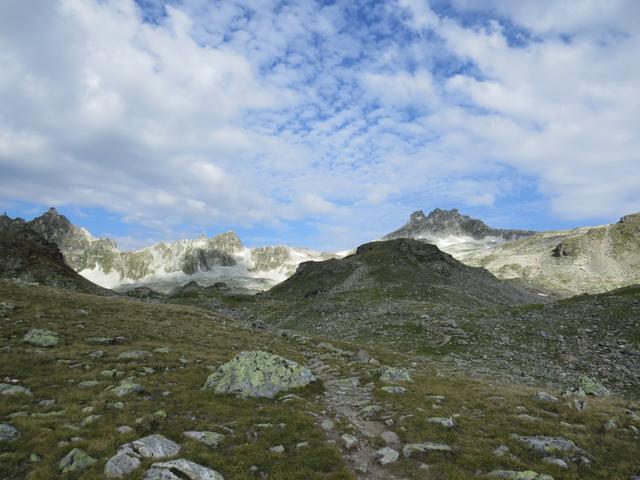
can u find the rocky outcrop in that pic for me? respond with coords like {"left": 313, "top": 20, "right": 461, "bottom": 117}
{"left": 462, "top": 212, "right": 640, "bottom": 296}
{"left": 105, "top": 434, "right": 181, "bottom": 478}
{"left": 385, "top": 208, "right": 535, "bottom": 242}
{"left": 203, "top": 351, "right": 316, "bottom": 398}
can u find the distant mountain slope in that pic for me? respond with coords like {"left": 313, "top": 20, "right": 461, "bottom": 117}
{"left": 0, "top": 215, "right": 111, "bottom": 295}
{"left": 460, "top": 213, "right": 640, "bottom": 297}
{"left": 249, "top": 238, "right": 549, "bottom": 343}
{"left": 16, "top": 208, "right": 338, "bottom": 292}
{"left": 384, "top": 208, "right": 535, "bottom": 256}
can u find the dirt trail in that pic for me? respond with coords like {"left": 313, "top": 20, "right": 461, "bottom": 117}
{"left": 308, "top": 355, "right": 403, "bottom": 479}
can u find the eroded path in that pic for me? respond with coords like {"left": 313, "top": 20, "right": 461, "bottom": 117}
{"left": 307, "top": 354, "right": 404, "bottom": 480}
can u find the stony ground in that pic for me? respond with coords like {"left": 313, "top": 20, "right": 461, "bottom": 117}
{"left": 1, "top": 280, "right": 640, "bottom": 479}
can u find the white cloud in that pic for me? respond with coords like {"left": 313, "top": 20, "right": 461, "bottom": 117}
{"left": 0, "top": 0, "right": 638, "bottom": 250}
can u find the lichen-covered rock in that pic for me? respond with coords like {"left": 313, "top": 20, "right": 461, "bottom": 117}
{"left": 0, "top": 383, "right": 32, "bottom": 396}
{"left": 105, "top": 434, "right": 181, "bottom": 478}
{"left": 22, "top": 328, "right": 58, "bottom": 347}
{"left": 143, "top": 459, "right": 224, "bottom": 480}
{"left": 511, "top": 435, "right": 585, "bottom": 457}
{"left": 483, "top": 470, "right": 554, "bottom": 480}
{"left": 203, "top": 351, "right": 315, "bottom": 398}
{"left": 427, "top": 417, "right": 455, "bottom": 428}
{"left": 58, "top": 448, "right": 97, "bottom": 473}
{"left": 183, "top": 431, "right": 224, "bottom": 448}
{"left": 378, "top": 366, "right": 412, "bottom": 383}
{"left": 576, "top": 376, "right": 610, "bottom": 397}
{"left": 0, "top": 423, "right": 19, "bottom": 442}
{"left": 402, "top": 442, "right": 452, "bottom": 458}
{"left": 107, "top": 379, "right": 145, "bottom": 397}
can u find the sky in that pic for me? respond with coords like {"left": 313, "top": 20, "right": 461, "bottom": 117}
{"left": 0, "top": 0, "right": 639, "bottom": 251}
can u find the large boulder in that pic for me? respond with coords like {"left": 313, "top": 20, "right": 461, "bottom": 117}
{"left": 203, "top": 351, "right": 316, "bottom": 398}
{"left": 22, "top": 329, "right": 59, "bottom": 347}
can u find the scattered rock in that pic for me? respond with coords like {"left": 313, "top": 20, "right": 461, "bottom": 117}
{"left": 58, "top": 448, "right": 97, "bottom": 473}
{"left": 0, "top": 423, "right": 19, "bottom": 442}
{"left": 341, "top": 433, "right": 358, "bottom": 449}
{"left": 88, "top": 350, "right": 104, "bottom": 358}
{"left": 321, "top": 418, "right": 334, "bottom": 430}
{"left": 108, "top": 379, "right": 145, "bottom": 397}
{"left": 378, "top": 366, "right": 412, "bottom": 383}
{"left": 426, "top": 417, "right": 455, "bottom": 428}
{"left": 402, "top": 442, "right": 452, "bottom": 458}
{"left": 381, "top": 386, "right": 406, "bottom": 394}
{"left": 105, "top": 434, "right": 181, "bottom": 478}
{"left": 183, "top": 431, "right": 224, "bottom": 448}
{"left": 380, "top": 431, "right": 400, "bottom": 445}
{"left": 203, "top": 351, "right": 316, "bottom": 398}
{"left": 0, "top": 383, "right": 32, "bottom": 396}
{"left": 118, "top": 350, "right": 152, "bottom": 361}
{"left": 492, "top": 445, "right": 510, "bottom": 457}
{"left": 269, "top": 445, "right": 285, "bottom": 453}
{"left": 543, "top": 457, "right": 569, "bottom": 469}
{"left": 117, "top": 426, "right": 134, "bottom": 434}
{"left": 143, "top": 459, "right": 224, "bottom": 480}
{"left": 86, "top": 337, "right": 126, "bottom": 345}
{"left": 484, "top": 470, "right": 554, "bottom": 480}
{"left": 511, "top": 435, "right": 585, "bottom": 457}
{"left": 534, "top": 391, "right": 559, "bottom": 402}
{"left": 78, "top": 380, "right": 101, "bottom": 388}
{"left": 375, "top": 446, "right": 399, "bottom": 465}
{"left": 22, "top": 329, "right": 59, "bottom": 347}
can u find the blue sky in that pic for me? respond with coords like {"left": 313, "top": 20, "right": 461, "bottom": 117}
{"left": 1, "top": 0, "right": 639, "bottom": 251}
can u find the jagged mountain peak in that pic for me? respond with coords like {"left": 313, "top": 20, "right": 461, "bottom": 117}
{"left": 385, "top": 207, "right": 535, "bottom": 243}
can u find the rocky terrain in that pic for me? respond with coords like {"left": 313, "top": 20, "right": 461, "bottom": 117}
{"left": 1, "top": 208, "right": 639, "bottom": 479}
{"left": 1, "top": 280, "right": 639, "bottom": 480}
{"left": 459, "top": 213, "right": 640, "bottom": 296}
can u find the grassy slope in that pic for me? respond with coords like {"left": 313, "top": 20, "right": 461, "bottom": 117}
{"left": 1, "top": 281, "right": 639, "bottom": 479}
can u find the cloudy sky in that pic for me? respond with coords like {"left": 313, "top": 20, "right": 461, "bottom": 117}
{"left": 1, "top": 0, "right": 638, "bottom": 251}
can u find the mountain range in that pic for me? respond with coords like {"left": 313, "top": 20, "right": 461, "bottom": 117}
{"left": 1, "top": 207, "right": 639, "bottom": 297}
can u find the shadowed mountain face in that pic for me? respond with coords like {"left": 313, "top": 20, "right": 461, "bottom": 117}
{"left": 267, "top": 238, "right": 547, "bottom": 306}
{"left": 384, "top": 208, "right": 536, "bottom": 242}
{"left": 0, "top": 214, "right": 111, "bottom": 295}
{"left": 248, "top": 238, "right": 550, "bottom": 345}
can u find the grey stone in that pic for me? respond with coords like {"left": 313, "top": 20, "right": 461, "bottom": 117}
{"left": 543, "top": 457, "right": 569, "bottom": 469}
{"left": 378, "top": 366, "right": 412, "bottom": 383}
{"left": 534, "top": 391, "right": 559, "bottom": 402}
{"left": 108, "top": 379, "right": 145, "bottom": 397}
{"left": 483, "top": 470, "right": 554, "bottom": 480}
{"left": 381, "top": 386, "right": 406, "bottom": 394}
{"left": 380, "top": 430, "right": 400, "bottom": 445}
{"left": 269, "top": 445, "right": 285, "bottom": 453}
{"left": 183, "top": 431, "right": 225, "bottom": 448}
{"left": 58, "top": 448, "right": 97, "bottom": 473}
{"left": 203, "top": 351, "right": 315, "bottom": 398}
{"left": 0, "top": 383, "right": 32, "bottom": 396}
{"left": 78, "top": 380, "right": 101, "bottom": 388}
{"left": 341, "top": 433, "right": 358, "bottom": 449}
{"left": 511, "top": 435, "right": 584, "bottom": 457}
{"left": 105, "top": 434, "right": 181, "bottom": 478}
{"left": 402, "top": 442, "right": 452, "bottom": 458}
{"left": 0, "top": 423, "right": 19, "bottom": 442}
{"left": 375, "top": 447, "right": 399, "bottom": 465}
{"left": 426, "top": 417, "right": 455, "bottom": 428}
{"left": 143, "top": 459, "right": 224, "bottom": 480}
{"left": 118, "top": 350, "right": 152, "bottom": 360}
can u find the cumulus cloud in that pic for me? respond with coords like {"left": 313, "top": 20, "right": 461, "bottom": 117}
{"left": 0, "top": 0, "right": 638, "bottom": 250}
